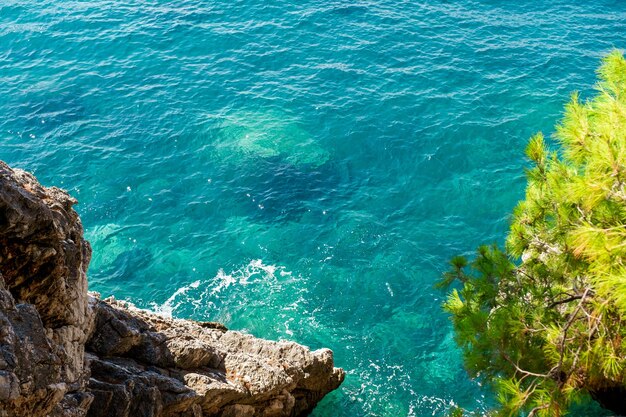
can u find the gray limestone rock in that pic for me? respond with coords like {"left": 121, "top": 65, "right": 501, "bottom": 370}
{"left": 0, "top": 161, "right": 93, "bottom": 417}
{"left": 86, "top": 298, "right": 344, "bottom": 416}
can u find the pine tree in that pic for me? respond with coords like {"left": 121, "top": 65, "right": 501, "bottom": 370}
{"left": 439, "top": 50, "right": 626, "bottom": 416}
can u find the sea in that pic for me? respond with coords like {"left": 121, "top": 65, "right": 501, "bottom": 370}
{"left": 2, "top": 1, "right": 626, "bottom": 415}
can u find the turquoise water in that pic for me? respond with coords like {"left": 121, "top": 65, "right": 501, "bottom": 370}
{"left": 2, "top": 1, "right": 626, "bottom": 415}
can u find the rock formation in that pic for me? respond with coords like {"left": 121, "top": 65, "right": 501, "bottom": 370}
{"left": 0, "top": 161, "right": 344, "bottom": 417}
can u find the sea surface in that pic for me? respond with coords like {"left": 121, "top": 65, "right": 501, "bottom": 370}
{"left": 2, "top": 1, "right": 626, "bottom": 415}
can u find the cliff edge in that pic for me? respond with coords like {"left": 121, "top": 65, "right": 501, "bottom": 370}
{"left": 0, "top": 161, "right": 344, "bottom": 417}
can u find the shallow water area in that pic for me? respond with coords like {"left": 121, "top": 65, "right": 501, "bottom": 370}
{"left": 2, "top": 1, "right": 626, "bottom": 415}
{"left": 213, "top": 108, "right": 330, "bottom": 167}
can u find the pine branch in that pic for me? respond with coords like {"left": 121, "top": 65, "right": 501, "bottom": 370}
{"left": 556, "top": 288, "right": 591, "bottom": 375}
{"left": 527, "top": 404, "right": 550, "bottom": 417}
{"left": 547, "top": 293, "right": 588, "bottom": 309}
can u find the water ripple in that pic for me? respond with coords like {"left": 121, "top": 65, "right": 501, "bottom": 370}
{"left": 1, "top": 1, "right": 624, "bottom": 416}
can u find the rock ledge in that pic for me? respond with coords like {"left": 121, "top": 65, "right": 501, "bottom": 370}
{"left": 0, "top": 161, "right": 344, "bottom": 417}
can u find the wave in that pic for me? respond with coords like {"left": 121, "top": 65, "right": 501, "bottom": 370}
{"left": 148, "top": 259, "right": 297, "bottom": 320}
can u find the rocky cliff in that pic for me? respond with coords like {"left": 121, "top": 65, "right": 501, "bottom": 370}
{"left": 0, "top": 161, "right": 344, "bottom": 417}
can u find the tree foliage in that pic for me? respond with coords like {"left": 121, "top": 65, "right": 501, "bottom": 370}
{"left": 439, "top": 50, "right": 626, "bottom": 416}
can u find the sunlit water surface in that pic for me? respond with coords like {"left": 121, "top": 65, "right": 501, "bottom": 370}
{"left": 2, "top": 1, "right": 626, "bottom": 415}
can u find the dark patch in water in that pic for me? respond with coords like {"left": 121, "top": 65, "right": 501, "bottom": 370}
{"left": 12, "top": 90, "right": 87, "bottom": 140}
{"left": 330, "top": 5, "right": 369, "bottom": 15}
{"left": 105, "top": 248, "right": 154, "bottom": 281}
{"left": 227, "top": 156, "right": 351, "bottom": 223}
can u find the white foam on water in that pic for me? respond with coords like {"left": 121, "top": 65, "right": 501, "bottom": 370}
{"left": 148, "top": 259, "right": 299, "bottom": 321}
{"left": 211, "top": 259, "right": 282, "bottom": 293}
{"left": 150, "top": 279, "right": 202, "bottom": 318}
{"left": 386, "top": 282, "right": 394, "bottom": 297}
{"left": 210, "top": 269, "right": 237, "bottom": 295}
